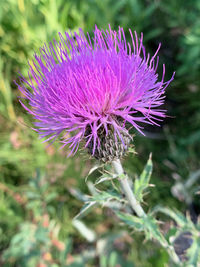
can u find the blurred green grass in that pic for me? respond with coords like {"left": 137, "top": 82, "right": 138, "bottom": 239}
{"left": 0, "top": 0, "right": 200, "bottom": 266}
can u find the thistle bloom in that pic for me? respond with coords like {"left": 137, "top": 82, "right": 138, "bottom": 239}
{"left": 18, "top": 25, "right": 174, "bottom": 160}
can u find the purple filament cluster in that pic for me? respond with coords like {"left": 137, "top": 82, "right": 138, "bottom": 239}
{"left": 17, "top": 25, "right": 174, "bottom": 156}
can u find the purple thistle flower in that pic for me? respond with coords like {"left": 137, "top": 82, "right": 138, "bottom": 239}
{"left": 17, "top": 25, "right": 174, "bottom": 159}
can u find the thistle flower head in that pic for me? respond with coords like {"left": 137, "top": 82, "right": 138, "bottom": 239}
{"left": 18, "top": 25, "right": 174, "bottom": 160}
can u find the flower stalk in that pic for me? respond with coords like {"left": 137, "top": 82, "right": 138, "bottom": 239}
{"left": 112, "top": 159, "right": 145, "bottom": 217}
{"left": 112, "top": 158, "right": 181, "bottom": 266}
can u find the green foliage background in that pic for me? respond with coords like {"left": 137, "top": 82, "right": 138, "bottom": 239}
{"left": 0, "top": 0, "right": 200, "bottom": 266}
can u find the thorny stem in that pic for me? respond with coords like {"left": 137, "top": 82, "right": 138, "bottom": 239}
{"left": 112, "top": 158, "right": 181, "bottom": 265}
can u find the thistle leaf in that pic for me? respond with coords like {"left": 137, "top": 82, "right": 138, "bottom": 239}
{"left": 134, "top": 153, "right": 153, "bottom": 202}
{"left": 85, "top": 163, "right": 103, "bottom": 182}
{"left": 143, "top": 215, "right": 167, "bottom": 247}
{"left": 74, "top": 201, "right": 97, "bottom": 220}
{"left": 94, "top": 173, "right": 118, "bottom": 185}
{"left": 115, "top": 212, "right": 168, "bottom": 248}
{"left": 92, "top": 190, "right": 122, "bottom": 203}
{"left": 115, "top": 211, "right": 144, "bottom": 231}
{"left": 152, "top": 206, "right": 190, "bottom": 228}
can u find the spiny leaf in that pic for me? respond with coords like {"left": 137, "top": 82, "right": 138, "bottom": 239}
{"left": 92, "top": 190, "right": 122, "bottom": 203}
{"left": 74, "top": 201, "right": 97, "bottom": 220}
{"left": 143, "top": 215, "right": 167, "bottom": 247}
{"left": 152, "top": 206, "right": 191, "bottom": 228}
{"left": 115, "top": 211, "right": 144, "bottom": 231}
{"left": 116, "top": 212, "right": 169, "bottom": 248}
{"left": 75, "top": 189, "right": 122, "bottom": 220}
{"left": 94, "top": 173, "right": 118, "bottom": 185}
{"left": 85, "top": 163, "right": 103, "bottom": 182}
{"left": 134, "top": 153, "right": 153, "bottom": 202}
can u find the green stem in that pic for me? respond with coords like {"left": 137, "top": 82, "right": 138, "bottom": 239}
{"left": 112, "top": 158, "right": 181, "bottom": 266}
{"left": 112, "top": 159, "right": 145, "bottom": 217}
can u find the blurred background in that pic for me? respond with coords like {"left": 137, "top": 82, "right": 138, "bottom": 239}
{"left": 0, "top": 0, "right": 200, "bottom": 266}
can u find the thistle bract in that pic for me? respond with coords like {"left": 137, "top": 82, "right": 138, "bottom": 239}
{"left": 18, "top": 25, "right": 174, "bottom": 160}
